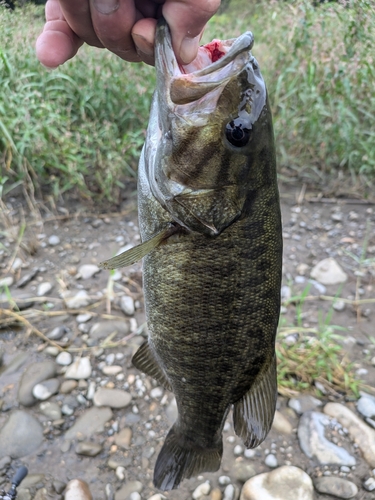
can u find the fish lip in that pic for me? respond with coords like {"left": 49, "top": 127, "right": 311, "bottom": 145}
{"left": 155, "top": 18, "right": 254, "bottom": 82}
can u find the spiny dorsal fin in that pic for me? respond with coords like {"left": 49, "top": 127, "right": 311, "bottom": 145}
{"left": 233, "top": 354, "right": 277, "bottom": 448}
{"left": 99, "top": 224, "right": 177, "bottom": 270}
{"left": 132, "top": 340, "right": 172, "bottom": 391}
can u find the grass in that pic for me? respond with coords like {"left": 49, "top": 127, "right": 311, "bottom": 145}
{"left": 1, "top": 1, "right": 375, "bottom": 202}
{"left": 276, "top": 283, "right": 362, "bottom": 397}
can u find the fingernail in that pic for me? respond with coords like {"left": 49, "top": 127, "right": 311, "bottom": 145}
{"left": 92, "top": 0, "right": 119, "bottom": 15}
{"left": 179, "top": 35, "right": 200, "bottom": 65}
{"left": 132, "top": 33, "right": 154, "bottom": 57}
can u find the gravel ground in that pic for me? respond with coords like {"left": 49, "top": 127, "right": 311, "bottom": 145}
{"left": 0, "top": 184, "right": 375, "bottom": 500}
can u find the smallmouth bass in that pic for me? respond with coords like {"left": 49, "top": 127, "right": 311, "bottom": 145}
{"left": 100, "top": 20, "right": 282, "bottom": 491}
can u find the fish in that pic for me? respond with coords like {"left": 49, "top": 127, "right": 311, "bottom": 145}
{"left": 100, "top": 20, "right": 282, "bottom": 491}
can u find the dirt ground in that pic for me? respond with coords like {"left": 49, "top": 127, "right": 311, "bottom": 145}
{"left": 0, "top": 182, "right": 375, "bottom": 499}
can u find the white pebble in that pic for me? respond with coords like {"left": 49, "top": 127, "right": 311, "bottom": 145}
{"left": 48, "top": 235, "right": 60, "bottom": 246}
{"left": 150, "top": 387, "right": 163, "bottom": 399}
{"left": 37, "top": 282, "right": 53, "bottom": 296}
{"left": 223, "top": 484, "right": 235, "bottom": 500}
{"left": 244, "top": 449, "right": 256, "bottom": 458}
{"left": 265, "top": 453, "right": 278, "bottom": 468}
{"left": 0, "top": 276, "right": 14, "bottom": 287}
{"left": 129, "top": 493, "right": 141, "bottom": 500}
{"left": 234, "top": 445, "right": 243, "bottom": 455}
{"left": 76, "top": 313, "right": 93, "bottom": 323}
{"left": 56, "top": 351, "right": 73, "bottom": 366}
{"left": 120, "top": 295, "right": 135, "bottom": 316}
{"left": 192, "top": 481, "right": 211, "bottom": 499}
{"left": 116, "top": 466, "right": 125, "bottom": 481}
{"left": 218, "top": 476, "right": 231, "bottom": 485}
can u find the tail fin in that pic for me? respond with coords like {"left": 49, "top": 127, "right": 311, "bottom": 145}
{"left": 153, "top": 424, "right": 222, "bottom": 491}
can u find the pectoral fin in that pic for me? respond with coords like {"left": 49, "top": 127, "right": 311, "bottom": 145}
{"left": 233, "top": 355, "right": 277, "bottom": 448}
{"left": 99, "top": 224, "right": 178, "bottom": 270}
{"left": 132, "top": 340, "right": 172, "bottom": 391}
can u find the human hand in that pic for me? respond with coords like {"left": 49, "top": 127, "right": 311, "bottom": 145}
{"left": 36, "top": 0, "right": 221, "bottom": 68}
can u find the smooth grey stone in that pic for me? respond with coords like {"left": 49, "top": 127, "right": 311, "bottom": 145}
{"left": 0, "top": 352, "right": 28, "bottom": 376}
{"left": 357, "top": 394, "right": 375, "bottom": 419}
{"left": 18, "top": 360, "right": 57, "bottom": 406}
{"left": 48, "top": 235, "right": 60, "bottom": 246}
{"left": 0, "top": 411, "right": 43, "bottom": 458}
{"left": 232, "top": 462, "right": 256, "bottom": 483}
{"left": 0, "top": 276, "right": 14, "bottom": 287}
{"left": 39, "top": 401, "right": 62, "bottom": 420}
{"left": 37, "top": 282, "right": 53, "bottom": 296}
{"left": 89, "top": 321, "right": 130, "bottom": 340}
{"left": 310, "top": 257, "right": 347, "bottom": 285}
{"left": 64, "top": 357, "right": 91, "bottom": 380}
{"left": 65, "top": 407, "right": 113, "bottom": 440}
{"left": 298, "top": 411, "right": 356, "bottom": 466}
{"left": 20, "top": 474, "right": 45, "bottom": 489}
{"left": 240, "top": 465, "right": 314, "bottom": 500}
{"left": 33, "top": 378, "right": 60, "bottom": 400}
{"left": 56, "top": 352, "right": 73, "bottom": 366}
{"left": 289, "top": 395, "right": 322, "bottom": 415}
{"left": 264, "top": 454, "right": 278, "bottom": 468}
{"left": 77, "top": 264, "right": 100, "bottom": 280}
{"left": 16, "top": 268, "right": 39, "bottom": 288}
{"left": 47, "top": 326, "right": 68, "bottom": 341}
{"left": 16, "top": 489, "right": 31, "bottom": 500}
{"left": 363, "top": 477, "right": 375, "bottom": 491}
{"left": 120, "top": 296, "right": 135, "bottom": 316}
{"left": 53, "top": 480, "right": 66, "bottom": 494}
{"left": 63, "top": 290, "right": 91, "bottom": 309}
{"left": 314, "top": 477, "right": 358, "bottom": 498}
{"left": 75, "top": 441, "right": 103, "bottom": 456}
{"left": 114, "top": 481, "right": 143, "bottom": 500}
{"left": 93, "top": 388, "right": 131, "bottom": 409}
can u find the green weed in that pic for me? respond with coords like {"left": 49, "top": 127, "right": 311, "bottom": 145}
{"left": 276, "top": 284, "right": 361, "bottom": 397}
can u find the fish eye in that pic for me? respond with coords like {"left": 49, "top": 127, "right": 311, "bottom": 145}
{"left": 225, "top": 120, "right": 252, "bottom": 148}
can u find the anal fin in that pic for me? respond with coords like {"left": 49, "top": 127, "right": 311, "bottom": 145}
{"left": 233, "top": 354, "right": 277, "bottom": 448}
{"left": 132, "top": 340, "right": 172, "bottom": 391}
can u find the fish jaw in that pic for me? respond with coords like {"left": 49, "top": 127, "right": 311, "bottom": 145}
{"left": 144, "top": 20, "right": 271, "bottom": 236}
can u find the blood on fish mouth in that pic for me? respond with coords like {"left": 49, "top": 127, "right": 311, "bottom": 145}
{"left": 204, "top": 41, "right": 226, "bottom": 62}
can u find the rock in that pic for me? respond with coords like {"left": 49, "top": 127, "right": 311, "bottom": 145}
{"left": 65, "top": 407, "right": 113, "bottom": 440}
{"left": 193, "top": 482, "right": 211, "bottom": 499}
{"left": 18, "top": 360, "right": 57, "bottom": 406}
{"left": 16, "top": 268, "right": 39, "bottom": 288}
{"left": 324, "top": 402, "right": 375, "bottom": 467}
{"left": 150, "top": 387, "right": 163, "bottom": 399}
{"left": 165, "top": 397, "right": 178, "bottom": 423}
{"left": 65, "top": 357, "right": 92, "bottom": 379}
{"left": 37, "top": 282, "right": 53, "bottom": 296}
{"left": 47, "top": 326, "right": 68, "bottom": 340}
{"left": 114, "top": 481, "right": 143, "bottom": 500}
{"left": 89, "top": 321, "right": 130, "bottom": 340}
{"left": 17, "top": 489, "right": 32, "bottom": 500}
{"left": 333, "top": 300, "right": 346, "bottom": 312}
{"left": 0, "top": 351, "right": 28, "bottom": 376}
{"left": 53, "top": 480, "right": 67, "bottom": 494}
{"left": 232, "top": 462, "right": 256, "bottom": 483}
{"left": 0, "top": 411, "right": 43, "bottom": 458}
{"left": 32, "top": 378, "right": 60, "bottom": 400}
{"left": 56, "top": 352, "right": 73, "bottom": 366}
{"left": 63, "top": 290, "right": 91, "bottom": 309}
{"left": 363, "top": 477, "right": 375, "bottom": 491}
{"left": 75, "top": 441, "right": 103, "bottom": 456}
{"left": 288, "top": 395, "right": 322, "bottom": 415}
{"left": 265, "top": 454, "right": 278, "bottom": 468}
{"left": 64, "top": 479, "right": 92, "bottom": 500}
{"left": 120, "top": 296, "right": 135, "bottom": 316}
{"left": 77, "top": 264, "right": 100, "bottom": 280}
{"left": 240, "top": 466, "right": 314, "bottom": 500}
{"left": 223, "top": 484, "right": 237, "bottom": 500}
{"left": 357, "top": 393, "right": 375, "bottom": 419}
{"left": 310, "top": 258, "right": 347, "bottom": 285}
{"left": 93, "top": 388, "right": 132, "bottom": 409}
{"left": 101, "top": 365, "right": 123, "bottom": 376}
{"left": 210, "top": 488, "right": 222, "bottom": 500}
{"left": 114, "top": 428, "right": 132, "bottom": 449}
{"left": 147, "top": 495, "right": 166, "bottom": 500}
{"left": 60, "top": 380, "right": 78, "bottom": 394}
{"left": 313, "top": 477, "right": 358, "bottom": 499}
{"left": 39, "top": 401, "right": 62, "bottom": 420}
{"left": 76, "top": 313, "right": 93, "bottom": 323}
{"left": 0, "top": 276, "right": 14, "bottom": 287}
{"left": 298, "top": 411, "right": 356, "bottom": 466}
{"left": 48, "top": 235, "right": 60, "bottom": 246}
{"left": 272, "top": 411, "right": 293, "bottom": 434}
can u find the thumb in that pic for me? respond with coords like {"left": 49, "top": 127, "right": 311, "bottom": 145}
{"left": 162, "top": 0, "right": 221, "bottom": 64}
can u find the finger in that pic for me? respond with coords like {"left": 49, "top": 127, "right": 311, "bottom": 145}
{"left": 163, "top": 0, "right": 221, "bottom": 64}
{"left": 36, "top": 0, "right": 84, "bottom": 67}
{"left": 58, "top": 0, "right": 103, "bottom": 47}
{"left": 89, "top": 0, "right": 142, "bottom": 62}
{"left": 132, "top": 17, "right": 156, "bottom": 65}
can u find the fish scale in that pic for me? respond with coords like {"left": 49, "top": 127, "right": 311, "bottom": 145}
{"left": 100, "top": 19, "right": 282, "bottom": 491}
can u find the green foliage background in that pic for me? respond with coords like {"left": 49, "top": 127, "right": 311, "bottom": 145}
{"left": 1, "top": 0, "right": 374, "bottom": 201}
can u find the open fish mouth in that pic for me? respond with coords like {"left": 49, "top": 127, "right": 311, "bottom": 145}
{"left": 155, "top": 20, "right": 255, "bottom": 106}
